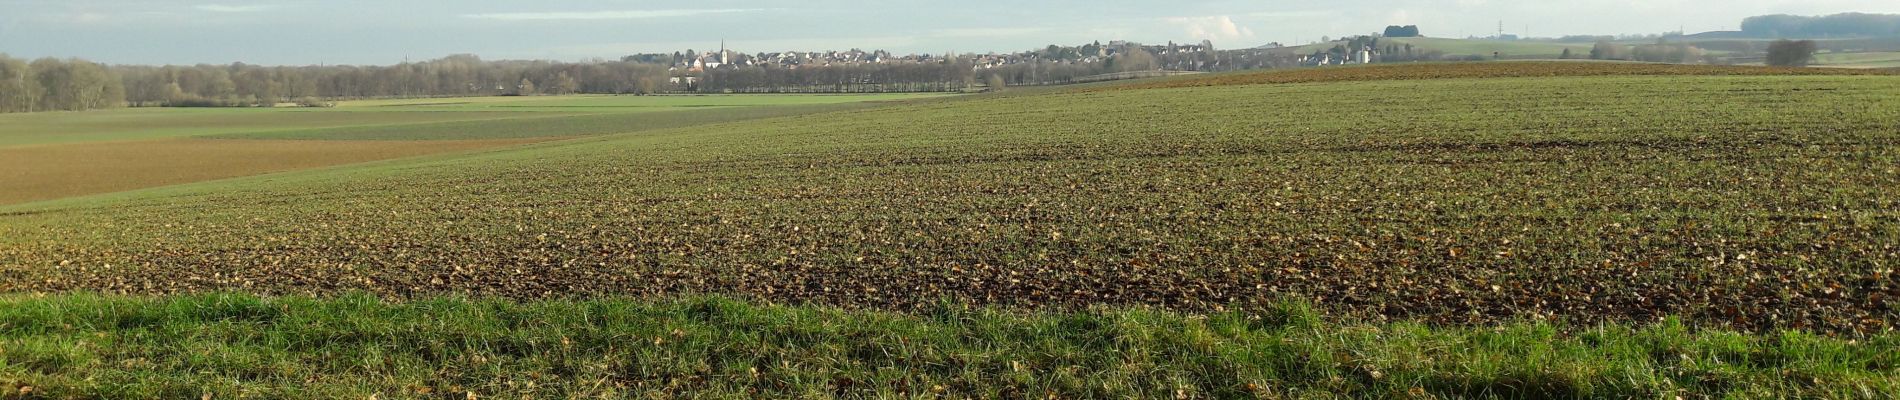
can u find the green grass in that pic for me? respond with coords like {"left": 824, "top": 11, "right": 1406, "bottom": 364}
{"left": 0, "top": 293, "right": 1891, "bottom": 398}
{"left": 211, "top": 101, "right": 913, "bottom": 141}
{"left": 0, "top": 93, "right": 945, "bottom": 147}
{"left": 335, "top": 93, "right": 942, "bottom": 110}
{"left": 0, "top": 109, "right": 546, "bottom": 147}
{"left": 1814, "top": 52, "right": 1900, "bottom": 69}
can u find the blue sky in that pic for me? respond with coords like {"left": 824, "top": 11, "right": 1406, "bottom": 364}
{"left": 3, "top": 0, "right": 1899, "bottom": 65}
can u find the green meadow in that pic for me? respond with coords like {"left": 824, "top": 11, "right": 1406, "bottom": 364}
{"left": 0, "top": 93, "right": 942, "bottom": 147}
{"left": 0, "top": 93, "right": 934, "bottom": 205}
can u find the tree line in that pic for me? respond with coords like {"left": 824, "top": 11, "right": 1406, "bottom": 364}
{"left": 1586, "top": 40, "right": 1711, "bottom": 64}
{"left": 0, "top": 54, "right": 126, "bottom": 113}
{"left": 114, "top": 55, "right": 671, "bottom": 107}
{"left": 3, "top": 42, "right": 1259, "bottom": 113}
{"left": 1742, "top": 13, "right": 1900, "bottom": 38}
{"left": 0, "top": 54, "right": 679, "bottom": 113}
{"left": 1382, "top": 25, "right": 1423, "bottom": 38}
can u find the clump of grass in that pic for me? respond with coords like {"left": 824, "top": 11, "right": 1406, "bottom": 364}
{"left": 0, "top": 293, "right": 1891, "bottom": 399}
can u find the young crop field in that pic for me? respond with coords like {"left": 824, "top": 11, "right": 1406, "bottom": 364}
{"left": 0, "top": 138, "right": 543, "bottom": 205}
{"left": 1, "top": 63, "right": 1897, "bottom": 397}
{"left": 1813, "top": 51, "right": 1900, "bottom": 69}
{"left": 333, "top": 93, "right": 945, "bottom": 112}
{"left": 2, "top": 62, "right": 1896, "bottom": 331}
{"left": 0, "top": 108, "right": 543, "bottom": 148}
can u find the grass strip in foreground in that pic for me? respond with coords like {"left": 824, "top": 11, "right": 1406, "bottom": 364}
{"left": 0, "top": 294, "right": 1892, "bottom": 398}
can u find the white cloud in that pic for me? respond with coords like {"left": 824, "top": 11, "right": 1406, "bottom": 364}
{"left": 196, "top": 4, "right": 272, "bottom": 13}
{"left": 1167, "top": 16, "right": 1256, "bottom": 42}
{"left": 461, "top": 9, "right": 760, "bottom": 21}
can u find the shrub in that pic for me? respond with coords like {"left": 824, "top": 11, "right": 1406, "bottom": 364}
{"left": 1766, "top": 39, "right": 1818, "bottom": 67}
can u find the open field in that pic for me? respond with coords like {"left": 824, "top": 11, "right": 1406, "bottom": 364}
{"left": 0, "top": 94, "right": 941, "bottom": 146}
{"left": 1685, "top": 37, "right": 1900, "bottom": 54}
{"left": 209, "top": 101, "right": 914, "bottom": 141}
{"left": 2, "top": 63, "right": 1898, "bottom": 397}
{"left": 0, "top": 109, "right": 543, "bottom": 148}
{"left": 3, "top": 63, "right": 1897, "bottom": 332}
{"left": 0, "top": 293, "right": 1891, "bottom": 398}
{"left": 1381, "top": 37, "right": 1593, "bottom": 58}
{"left": 1814, "top": 51, "right": 1900, "bottom": 69}
{"left": 334, "top": 93, "right": 943, "bottom": 112}
{"left": 0, "top": 138, "right": 543, "bottom": 205}
{"left": 0, "top": 94, "right": 936, "bottom": 206}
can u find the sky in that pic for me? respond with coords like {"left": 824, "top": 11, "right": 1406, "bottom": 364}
{"left": 3, "top": 0, "right": 1899, "bottom": 66}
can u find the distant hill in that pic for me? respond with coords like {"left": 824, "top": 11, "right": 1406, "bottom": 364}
{"left": 1679, "top": 31, "right": 1757, "bottom": 40}
{"left": 1741, "top": 13, "right": 1900, "bottom": 39}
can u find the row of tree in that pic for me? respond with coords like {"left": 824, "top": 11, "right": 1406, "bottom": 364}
{"left": 1584, "top": 39, "right": 1815, "bottom": 66}
{"left": 4, "top": 42, "right": 1245, "bottom": 113}
{"left": 1586, "top": 40, "right": 1711, "bottom": 64}
{"left": 1382, "top": 25, "right": 1423, "bottom": 38}
{"left": 0, "top": 54, "right": 126, "bottom": 113}
{"left": 113, "top": 55, "right": 672, "bottom": 107}
{"left": 1742, "top": 13, "right": 1900, "bottom": 38}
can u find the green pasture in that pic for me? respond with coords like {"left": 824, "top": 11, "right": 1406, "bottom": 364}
{"left": 0, "top": 93, "right": 942, "bottom": 147}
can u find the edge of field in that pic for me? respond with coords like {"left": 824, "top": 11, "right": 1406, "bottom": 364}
{"left": 2, "top": 62, "right": 1898, "bottom": 398}
{"left": 0, "top": 292, "right": 1891, "bottom": 398}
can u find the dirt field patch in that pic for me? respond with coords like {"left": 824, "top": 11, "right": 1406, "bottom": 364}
{"left": 0, "top": 138, "right": 548, "bottom": 205}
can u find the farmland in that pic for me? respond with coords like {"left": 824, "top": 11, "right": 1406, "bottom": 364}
{"left": 1, "top": 63, "right": 1898, "bottom": 397}
{"left": 0, "top": 93, "right": 938, "bottom": 205}
{"left": 1379, "top": 37, "right": 1593, "bottom": 58}
{"left": 1813, "top": 51, "right": 1900, "bottom": 69}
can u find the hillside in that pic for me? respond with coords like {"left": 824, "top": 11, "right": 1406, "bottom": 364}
{"left": 0, "top": 94, "right": 935, "bottom": 205}
{"left": 1381, "top": 37, "right": 1594, "bottom": 58}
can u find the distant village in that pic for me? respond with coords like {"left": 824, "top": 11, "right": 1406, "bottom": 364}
{"left": 627, "top": 40, "right": 1227, "bottom": 74}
